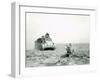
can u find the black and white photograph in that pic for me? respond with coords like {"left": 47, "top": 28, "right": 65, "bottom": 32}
{"left": 25, "top": 12, "right": 90, "bottom": 67}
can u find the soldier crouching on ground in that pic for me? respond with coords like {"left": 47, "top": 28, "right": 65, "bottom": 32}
{"left": 65, "top": 43, "right": 73, "bottom": 57}
{"left": 61, "top": 43, "right": 74, "bottom": 58}
{"left": 56, "top": 43, "right": 74, "bottom": 65}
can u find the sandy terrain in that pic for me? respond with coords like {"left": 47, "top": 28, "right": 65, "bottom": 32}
{"left": 25, "top": 43, "right": 89, "bottom": 67}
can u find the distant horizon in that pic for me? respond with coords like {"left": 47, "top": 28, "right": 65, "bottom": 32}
{"left": 26, "top": 43, "right": 89, "bottom": 51}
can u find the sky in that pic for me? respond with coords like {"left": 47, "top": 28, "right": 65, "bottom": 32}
{"left": 26, "top": 13, "right": 90, "bottom": 50}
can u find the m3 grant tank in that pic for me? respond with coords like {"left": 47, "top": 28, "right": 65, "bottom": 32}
{"left": 35, "top": 33, "right": 55, "bottom": 50}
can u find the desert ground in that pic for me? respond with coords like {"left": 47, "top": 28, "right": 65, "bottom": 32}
{"left": 25, "top": 43, "right": 89, "bottom": 67}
